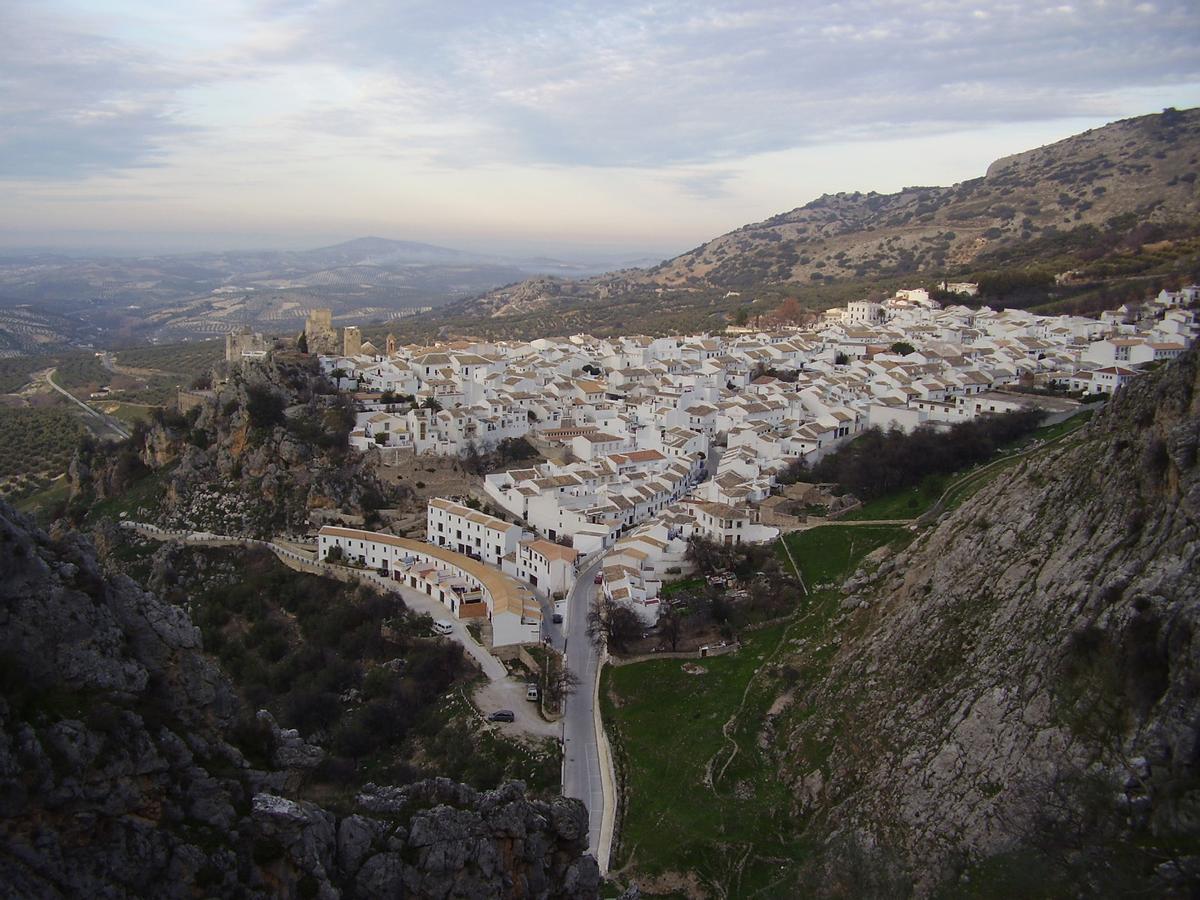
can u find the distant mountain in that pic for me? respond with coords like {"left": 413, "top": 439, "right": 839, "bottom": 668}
{"left": 0, "top": 235, "right": 640, "bottom": 348}
{"left": 297, "top": 236, "right": 485, "bottom": 267}
{"left": 448, "top": 107, "right": 1200, "bottom": 332}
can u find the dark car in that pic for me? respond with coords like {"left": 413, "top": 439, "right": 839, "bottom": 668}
{"left": 488, "top": 710, "right": 515, "bottom": 723}
{"left": 552, "top": 613, "right": 563, "bottom": 624}
{"left": 593, "top": 573, "right": 603, "bottom": 584}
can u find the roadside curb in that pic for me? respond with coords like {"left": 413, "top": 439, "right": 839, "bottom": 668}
{"left": 594, "top": 643, "right": 616, "bottom": 874}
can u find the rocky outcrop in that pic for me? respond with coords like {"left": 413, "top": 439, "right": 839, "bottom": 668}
{"left": 68, "top": 353, "right": 393, "bottom": 536}
{"left": 0, "top": 500, "right": 598, "bottom": 897}
{"left": 780, "top": 351, "right": 1200, "bottom": 895}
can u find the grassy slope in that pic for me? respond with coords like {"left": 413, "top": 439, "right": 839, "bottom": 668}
{"left": 605, "top": 522, "right": 911, "bottom": 895}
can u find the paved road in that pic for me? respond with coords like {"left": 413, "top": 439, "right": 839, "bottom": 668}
{"left": 45, "top": 367, "right": 131, "bottom": 441}
{"left": 561, "top": 555, "right": 605, "bottom": 858}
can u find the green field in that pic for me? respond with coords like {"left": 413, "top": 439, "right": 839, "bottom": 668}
{"left": 660, "top": 576, "right": 704, "bottom": 598}
{"left": 115, "top": 340, "right": 223, "bottom": 376}
{"left": 101, "top": 402, "right": 156, "bottom": 427}
{"left": 840, "top": 473, "right": 949, "bottom": 521}
{"left": 603, "top": 621, "right": 803, "bottom": 896}
{"left": 0, "top": 407, "right": 85, "bottom": 498}
{"left": 777, "top": 524, "right": 908, "bottom": 587}
{"left": 603, "top": 521, "right": 906, "bottom": 895}
{"left": 111, "top": 375, "right": 184, "bottom": 406}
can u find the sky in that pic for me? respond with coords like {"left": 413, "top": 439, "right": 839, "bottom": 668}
{"left": 1, "top": 0, "right": 1198, "bottom": 259}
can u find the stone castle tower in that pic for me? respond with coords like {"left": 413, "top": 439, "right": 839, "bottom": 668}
{"left": 343, "top": 325, "right": 362, "bottom": 357}
{"left": 304, "top": 308, "right": 337, "bottom": 355}
{"left": 225, "top": 325, "right": 267, "bottom": 362}
{"left": 386, "top": 333, "right": 397, "bottom": 356}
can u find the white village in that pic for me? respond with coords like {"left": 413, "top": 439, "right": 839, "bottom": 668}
{"left": 242, "top": 285, "right": 1200, "bottom": 650}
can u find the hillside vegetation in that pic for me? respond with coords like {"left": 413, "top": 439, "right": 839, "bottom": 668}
{"left": 0, "top": 406, "right": 84, "bottom": 498}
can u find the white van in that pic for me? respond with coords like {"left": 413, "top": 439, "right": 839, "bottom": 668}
{"left": 431, "top": 620, "right": 454, "bottom": 636}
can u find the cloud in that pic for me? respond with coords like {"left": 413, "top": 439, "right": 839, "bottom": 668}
{"left": 1, "top": 0, "right": 1198, "bottom": 228}
{"left": 674, "top": 169, "right": 739, "bottom": 199}
{"left": 265, "top": 0, "right": 1200, "bottom": 171}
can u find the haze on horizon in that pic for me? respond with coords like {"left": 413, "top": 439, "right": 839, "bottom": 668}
{"left": 2, "top": 0, "right": 1199, "bottom": 261}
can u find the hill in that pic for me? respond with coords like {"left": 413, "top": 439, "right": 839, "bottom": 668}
{"left": 770, "top": 350, "right": 1200, "bottom": 893}
{"left": 445, "top": 107, "right": 1200, "bottom": 337}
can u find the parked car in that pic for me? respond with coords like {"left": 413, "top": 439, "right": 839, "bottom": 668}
{"left": 551, "top": 613, "right": 563, "bottom": 624}
{"left": 526, "top": 684, "right": 539, "bottom": 702}
{"left": 593, "top": 573, "right": 603, "bottom": 584}
{"left": 488, "top": 710, "right": 515, "bottom": 722}
{"left": 431, "top": 620, "right": 453, "bottom": 636}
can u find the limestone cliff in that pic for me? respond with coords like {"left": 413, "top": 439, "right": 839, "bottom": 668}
{"left": 0, "top": 501, "right": 598, "bottom": 897}
{"left": 780, "top": 351, "right": 1200, "bottom": 895}
{"left": 68, "top": 353, "right": 400, "bottom": 536}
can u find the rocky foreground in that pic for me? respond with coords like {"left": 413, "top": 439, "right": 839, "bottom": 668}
{"left": 0, "top": 500, "right": 598, "bottom": 898}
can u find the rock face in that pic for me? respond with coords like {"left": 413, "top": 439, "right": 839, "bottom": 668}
{"left": 779, "top": 351, "right": 1200, "bottom": 895}
{"left": 0, "top": 501, "right": 598, "bottom": 897}
{"left": 68, "top": 353, "right": 393, "bottom": 536}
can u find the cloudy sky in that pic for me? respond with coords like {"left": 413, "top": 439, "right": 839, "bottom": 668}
{"left": 2, "top": 0, "right": 1198, "bottom": 258}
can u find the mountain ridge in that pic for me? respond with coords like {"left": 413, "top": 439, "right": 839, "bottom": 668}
{"left": 448, "top": 107, "right": 1200, "bottom": 330}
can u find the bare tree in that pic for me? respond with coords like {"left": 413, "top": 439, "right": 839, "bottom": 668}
{"left": 659, "top": 605, "right": 683, "bottom": 652}
{"left": 543, "top": 665, "right": 582, "bottom": 712}
{"left": 587, "top": 597, "right": 643, "bottom": 654}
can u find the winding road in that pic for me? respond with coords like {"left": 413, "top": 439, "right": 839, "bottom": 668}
{"left": 45, "top": 367, "right": 131, "bottom": 441}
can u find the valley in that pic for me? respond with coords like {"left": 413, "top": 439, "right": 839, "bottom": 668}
{"left": 2, "top": 104, "right": 1199, "bottom": 899}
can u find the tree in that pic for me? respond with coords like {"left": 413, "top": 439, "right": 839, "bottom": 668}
{"left": 658, "top": 605, "right": 683, "bottom": 652}
{"left": 733, "top": 306, "right": 750, "bottom": 327}
{"left": 686, "top": 535, "right": 728, "bottom": 577}
{"left": 586, "top": 597, "right": 643, "bottom": 654}
{"left": 543, "top": 664, "right": 581, "bottom": 711}
{"left": 296, "top": 331, "right": 308, "bottom": 353}
{"left": 889, "top": 341, "right": 916, "bottom": 356}
{"left": 421, "top": 396, "right": 443, "bottom": 412}
{"left": 771, "top": 297, "right": 805, "bottom": 325}
{"left": 834, "top": 351, "right": 851, "bottom": 366}
{"left": 462, "top": 439, "right": 483, "bottom": 475}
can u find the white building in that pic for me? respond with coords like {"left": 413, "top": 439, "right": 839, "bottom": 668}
{"left": 317, "top": 526, "right": 541, "bottom": 646}
{"left": 426, "top": 498, "right": 525, "bottom": 567}
{"left": 504, "top": 538, "right": 580, "bottom": 598}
